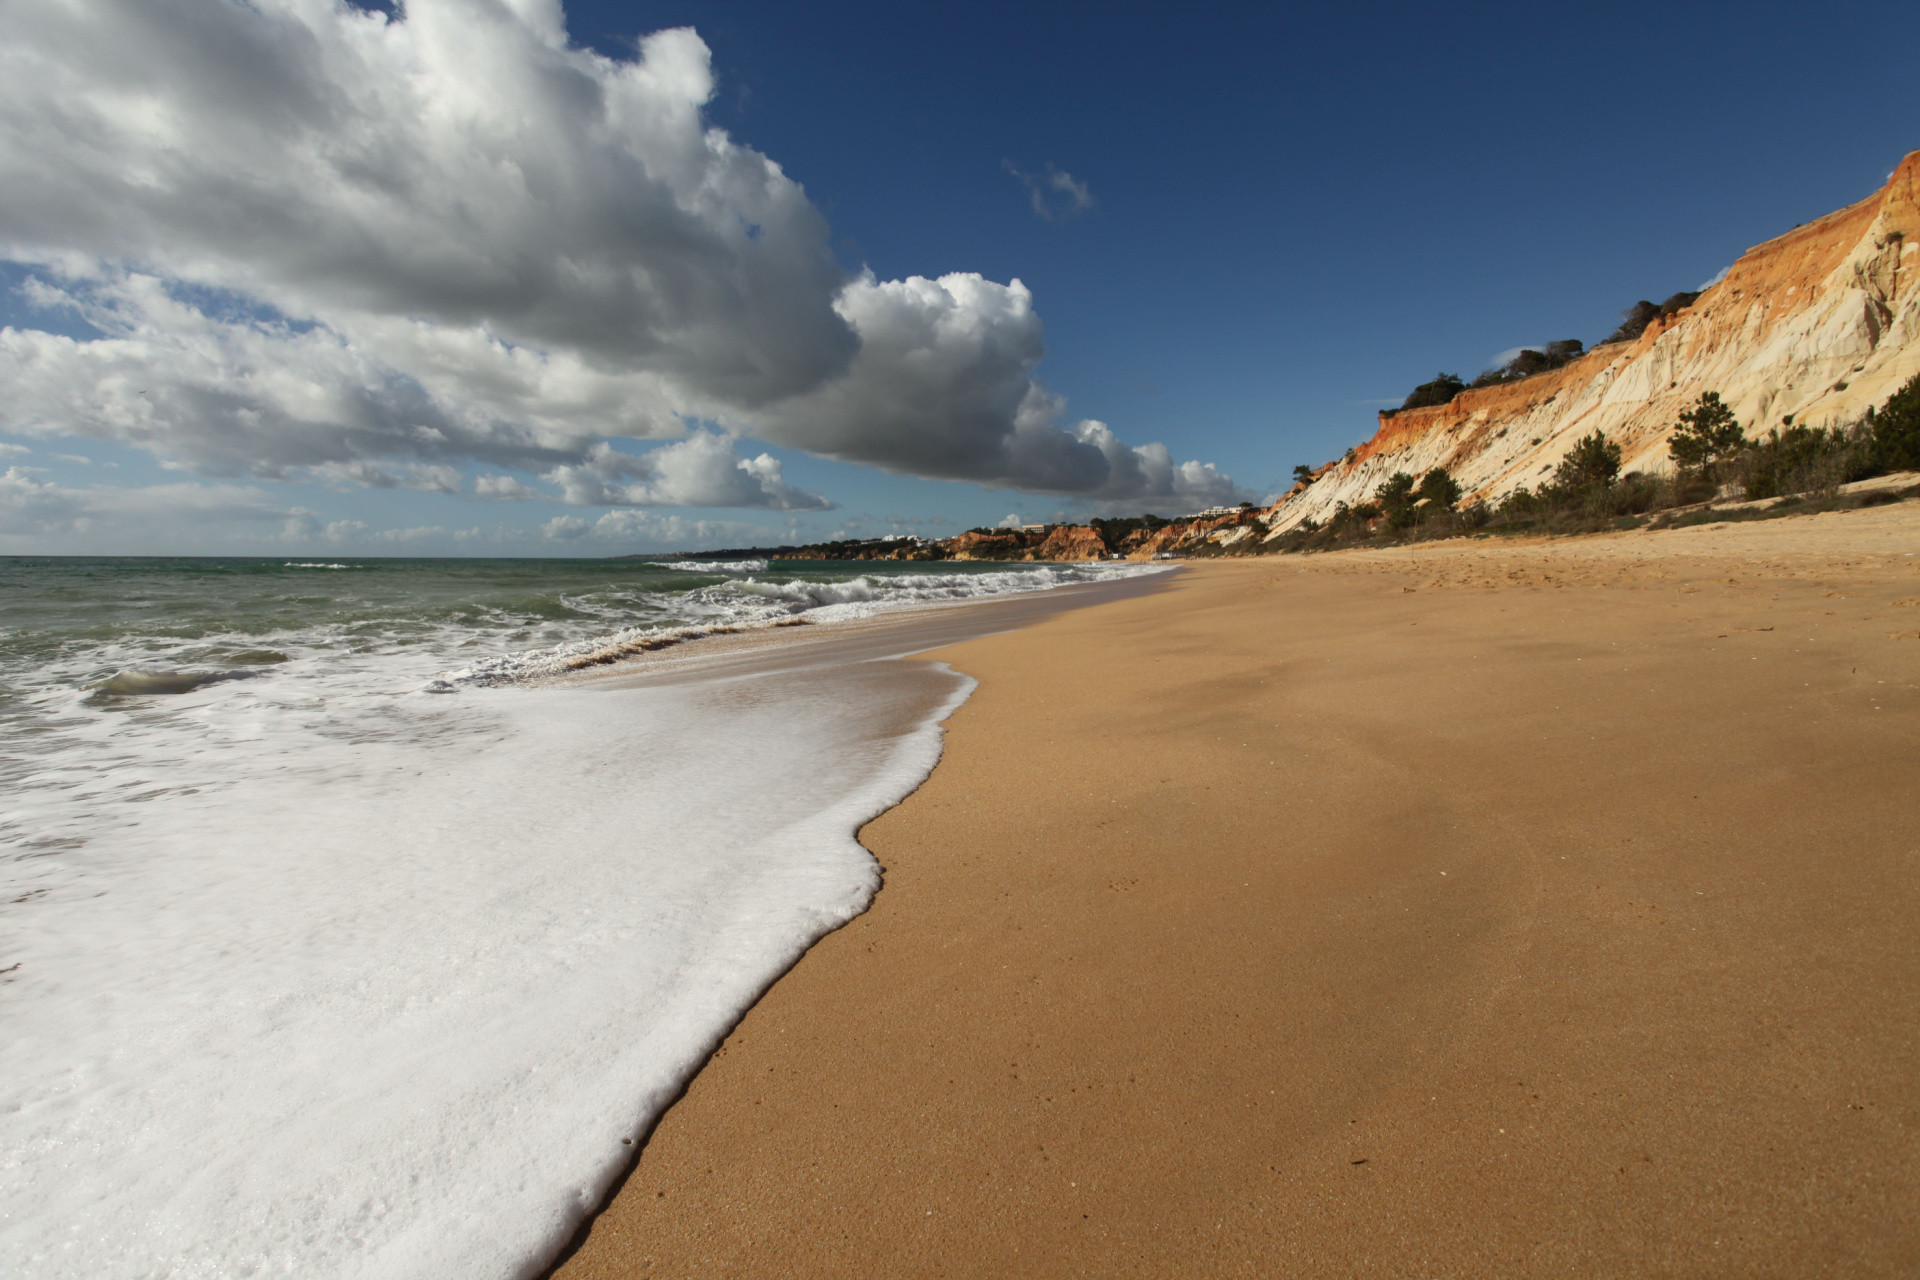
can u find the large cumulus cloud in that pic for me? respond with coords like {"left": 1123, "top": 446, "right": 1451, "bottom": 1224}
{"left": 0, "top": 0, "right": 1242, "bottom": 509}
{"left": 737, "top": 271, "right": 1239, "bottom": 506}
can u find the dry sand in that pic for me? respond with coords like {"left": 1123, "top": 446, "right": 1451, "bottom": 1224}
{"left": 558, "top": 505, "right": 1920, "bottom": 1278}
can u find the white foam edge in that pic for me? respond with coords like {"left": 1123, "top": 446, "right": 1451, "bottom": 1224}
{"left": 0, "top": 654, "right": 977, "bottom": 1280}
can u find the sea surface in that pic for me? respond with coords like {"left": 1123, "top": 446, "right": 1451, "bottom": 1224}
{"left": 0, "top": 554, "right": 1157, "bottom": 1279}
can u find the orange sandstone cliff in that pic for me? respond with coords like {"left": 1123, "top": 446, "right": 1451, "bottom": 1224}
{"left": 1264, "top": 151, "right": 1920, "bottom": 535}
{"left": 1033, "top": 524, "right": 1110, "bottom": 560}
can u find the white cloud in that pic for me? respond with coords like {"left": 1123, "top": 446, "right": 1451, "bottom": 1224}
{"left": 542, "top": 508, "right": 765, "bottom": 547}
{"left": 369, "top": 525, "right": 447, "bottom": 543}
{"left": 542, "top": 433, "right": 829, "bottom": 509}
{"left": 309, "top": 460, "right": 465, "bottom": 494}
{"left": 0, "top": 467, "right": 557, "bottom": 553}
{"left": 470, "top": 433, "right": 827, "bottom": 509}
{"left": 0, "top": 442, "right": 32, "bottom": 458}
{"left": 0, "top": 1, "right": 1237, "bottom": 508}
{"left": 0, "top": 464, "right": 290, "bottom": 548}
{"left": 474, "top": 474, "right": 546, "bottom": 501}
{"left": 1004, "top": 161, "right": 1095, "bottom": 222}
{"left": 744, "top": 275, "right": 1247, "bottom": 507}
{"left": 0, "top": 272, "right": 649, "bottom": 481}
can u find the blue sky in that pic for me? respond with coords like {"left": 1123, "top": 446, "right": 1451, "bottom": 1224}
{"left": 2, "top": 0, "right": 1915, "bottom": 554}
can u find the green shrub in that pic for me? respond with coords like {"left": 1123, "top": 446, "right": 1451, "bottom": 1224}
{"left": 1089, "top": 514, "right": 1170, "bottom": 545}
{"left": 1605, "top": 300, "right": 1660, "bottom": 344}
{"left": 1415, "top": 467, "right": 1463, "bottom": 509}
{"left": 1604, "top": 292, "right": 1701, "bottom": 345}
{"left": 1667, "top": 470, "right": 1720, "bottom": 505}
{"left": 1375, "top": 471, "right": 1419, "bottom": 527}
{"left": 1496, "top": 486, "right": 1544, "bottom": 519}
{"left": 1600, "top": 473, "right": 1663, "bottom": 516}
{"left": 1361, "top": 468, "right": 1464, "bottom": 531}
{"left": 1471, "top": 340, "right": 1585, "bottom": 388}
{"left": 1736, "top": 424, "right": 1869, "bottom": 499}
{"left": 1553, "top": 431, "right": 1623, "bottom": 490}
{"left": 1868, "top": 372, "right": 1920, "bottom": 473}
{"left": 1401, "top": 373, "right": 1466, "bottom": 412}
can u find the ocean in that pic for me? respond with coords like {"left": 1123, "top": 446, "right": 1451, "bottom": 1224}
{"left": 0, "top": 554, "right": 1161, "bottom": 1279}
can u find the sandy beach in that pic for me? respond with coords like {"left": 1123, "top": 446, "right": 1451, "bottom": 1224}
{"left": 559, "top": 505, "right": 1920, "bottom": 1279}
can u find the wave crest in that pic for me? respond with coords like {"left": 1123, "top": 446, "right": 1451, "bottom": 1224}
{"left": 444, "top": 562, "right": 1165, "bottom": 687}
{"left": 658, "top": 559, "right": 768, "bottom": 573}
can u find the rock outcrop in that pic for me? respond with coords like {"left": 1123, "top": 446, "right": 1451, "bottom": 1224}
{"left": 1125, "top": 510, "right": 1263, "bottom": 559}
{"left": 945, "top": 530, "right": 1032, "bottom": 560}
{"left": 1035, "top": 524, "right": 1109, "bottom": 560}
{"left": 1265, "top": 151, "right": 1920, "bottom": 536}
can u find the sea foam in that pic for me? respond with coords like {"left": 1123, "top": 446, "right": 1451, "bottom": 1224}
{"left": 0, "top": 557, "right": 1158, "bottom": 1278}
{"left": 2, "top": 655, "right": 972, "bottom": 1278}
{"left": 658, "top": 558, "right": 769, "bottom": 572}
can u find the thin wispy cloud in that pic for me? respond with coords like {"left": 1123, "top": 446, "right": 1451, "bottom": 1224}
{"left": 0, "top": 465, "right": 296, "bottom": 548}
{"left": 541, "top": 510, "right": 770, "bottom": 545}
{"left": 1487, "top": 346, "right": 1542, "bottom": 369}
{"left": 1003, "top": 161, "right": 1097, "bottom": 222}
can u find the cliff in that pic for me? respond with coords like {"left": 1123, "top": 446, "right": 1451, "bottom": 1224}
{"left": 761, "top": 509, "right": 1268, "bottom": 563}
{"left": 1265, "top": 151, "right": 1920, "bottom": 535}
{"left": 1034, "top": 524, "right": 1109, "bottom": 560}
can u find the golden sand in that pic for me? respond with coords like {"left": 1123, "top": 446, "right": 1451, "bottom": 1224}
{"left": 559, "top": 505, "right": 1920, "bottom": 1278}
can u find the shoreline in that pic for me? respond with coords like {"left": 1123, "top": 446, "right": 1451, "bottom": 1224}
{"left": 0, "top": 556, "right": 1176, "bottom": 1279}
{"left": 558, "top": 502, "right": 1920, "bottom": 1278}
{"left": 568, "top": 564, "right": 1176, "bottom": 690}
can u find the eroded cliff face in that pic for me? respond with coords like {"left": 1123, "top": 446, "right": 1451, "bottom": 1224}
{"left": 943, "top": 525, "right": 1117, "bottom": 560}
{"left": 1265, "top": 151, "right": 1920, "bottom": 535}
{"left": 1125, "top": 511, "right": 1261, "bottom": 559}
{"left": 1036, "top": 524, "right": 1109, "bottom": 560}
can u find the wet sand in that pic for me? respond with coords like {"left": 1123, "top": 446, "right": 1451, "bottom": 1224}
{"left": 558, "top": 505, "right": 1920, "bottom": 1278}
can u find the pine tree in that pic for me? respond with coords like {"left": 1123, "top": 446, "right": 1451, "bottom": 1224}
{"left": 1668, "top": 392, "right": 1745, "bottom": 469}
{"left": 1415, "top": 467, "right": 1462, "bottom": 509}
{"left": 1376, "top": 471, "right": 1419, "bottom": 527}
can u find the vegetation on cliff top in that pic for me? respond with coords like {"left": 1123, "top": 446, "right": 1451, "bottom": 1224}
{"left": 1471, "top": 340, "right": 1585, "bottom": 389}
{"left": 1396, "top": 373, "right": 1467, "bottom": 413}
{"left": 1603, "top": 292, "right": 1701, "bottom": 345}
{"left": 1379, "top": 288, "right": 1703, "bottom": 421}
